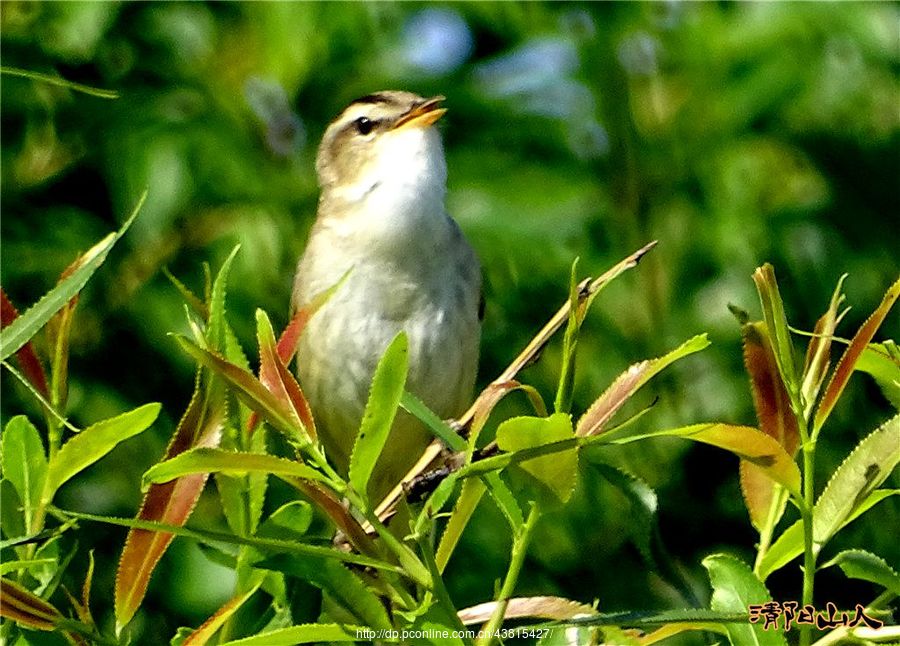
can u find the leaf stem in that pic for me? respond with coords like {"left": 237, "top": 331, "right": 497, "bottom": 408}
{"left": 476, "top": 504, "right": 540, "bottom": 646}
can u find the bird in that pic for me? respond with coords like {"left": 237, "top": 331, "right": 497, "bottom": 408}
{"left": 292, "top": 90, "right": 481, "bottom": 502}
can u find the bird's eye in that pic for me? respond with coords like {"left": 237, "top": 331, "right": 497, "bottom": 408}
{"left": 354, "top": 116, "right": 374, "bottom": 136}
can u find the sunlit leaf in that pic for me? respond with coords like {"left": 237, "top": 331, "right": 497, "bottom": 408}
{"left": 279, "top": 269, "right": 351, "bottom": 365}
{"left": 800, "top": 275, "right": 846, "bottom": 417}
{"left": 0, "top": 191, "right": 145, "bottom": 361}
{"left": 611, "top": 423, "right": 801, "bottom": 497}
{"left": 401, "top": 390, "right": 466, "bottom": 452}
{"left": 814, "top": 277, "right": 900, "bottom": 434}
{"left": 46, "top": 403, "right": 161, "bottom": 499}
{"left": 458, "top": 596, "right": 597, "bottom": 624}
{"left": 348, "top": 332, "right": 408, "bottom": 502}
{"left": 115, "top": 381, "right": 224, "bottom": 633}
{"left": 206, "top": 245, "right": 241, "bottom": 352}
{"left": 496, "top": 413, "right": 577, "bottom": 506}
{"left": 820, "top": 549, "right": 900, "bottom": 595}
{"left": 256, "top": 309, "right": 315, "bottom": 441}
{"left": 856, "top": 342, "right": 900, "bottom": 409}
{"left": 752, "top": 264, "right": 799, "bottom": 400}
{"left": 257, "top": 501, "right": 313, "bottom": 540}
{"left": 703, "top": 554, "right": 787, "bottom": 646}
{"left": 756, "top": 489, "right": 898, "bottom": 581}
{"left": 435, "top": 476, "right": 482, "bottom": 573}
{"left": 813, "top": 414, "right": 900, "bottom": 545}
{"left": 143, "top": 448, "right": 325, "bottom": 489}
{"left": 1, "top": 416, "right": 47, "bottom": 534}
{"left": 217, "top": 624, "right": 363, "bottom": 645}
{"left": 576, "top": 335, "right": 710, "bottom": 437}
{"left": 739, "top": 322, "right": 798, "bottom": 530}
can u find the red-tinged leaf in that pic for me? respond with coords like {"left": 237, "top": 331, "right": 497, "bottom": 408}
{"left": 177, "top": 337, "right": 307, "bottom": 444}
{"left": 0, "top": 576, "right": 64, "bottom": 630}
{"left": 0, "top": 288, "right": 49, "bottom": 399}
{"left": 577, "top": 335, "right": 710, "bottom": 437}
{"left": 280, "top": 270, "right": 351, "bottom": 365}
{"left": 256, "top": 310, "right": 315, "bottom": 441}
{"left": 752, "top": 264, "right": 799, "bottom": 393}
{"left": 739, "top": 322, "right": 799, "bottom": 530}
{"left": 814, "top": 277, "right": 900, "bottom": 434}
{"left": 115, "top": 384, "right": 225, "bottom": 633}
{"left": 801, "top": 276, "right": 847, "bottom": 416}
{"left": 181, "top": 583, "right": 260, "bottom": 646}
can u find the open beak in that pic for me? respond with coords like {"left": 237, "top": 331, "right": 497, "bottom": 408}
{"left": 392, "top": 95, "right": 446, "bottom": 131}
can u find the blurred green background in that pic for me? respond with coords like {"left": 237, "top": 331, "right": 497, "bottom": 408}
{"left": 2, "top": 1, "right": 898, "bottom": 642}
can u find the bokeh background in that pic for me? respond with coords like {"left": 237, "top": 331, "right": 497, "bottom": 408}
{"left": 2, "top": 2, "right": 898, "bottom": 643}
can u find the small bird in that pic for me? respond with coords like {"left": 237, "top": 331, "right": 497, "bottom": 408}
{"left": 292, "top": 91, "right": 481, "bottom": 501}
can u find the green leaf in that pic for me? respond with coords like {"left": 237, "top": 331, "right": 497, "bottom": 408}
{"left": 401, "top": 390, "right": 466, "bottom": 452}
{"left": 218, "top": 624, "right": 364, "bottom": 646}
{"left": 1, "top": 417, "right": 47, "bottom": 533}
{"left": 813, "top": 414, "right": 900, "bottom": 545}
{"left": 348, "top": 332, "right": 409, "bottom": 501}
{"left": 610, "top": 423, "right": 801, "bottom": 498}
{"left": 496, "top": 413, "right": 577, "bottom": 507}
{"left": 592, "top": 463, "right": 657, "bottom": 567}
{"left": 814, "top": 277, "right": 900, "bottom": 434}
{"left": 257, "top": 554, "right": 392, "bottom": 631}
{"left": 703, "top": 554, "right": 787, "bottom": 646}
{"left": 856, "top": 342, "right": 900, "bottom": 409}
{"left": 0, "top": 191, "right": 145, "bottom": 361}
{"left": 46, "top": 403, "right": 161, "bottom": 499}
{"left": 820, "top": 549, "right": 900, "bottom": 595}
{"left": 143, "top": 448, "right": 325, "bottom": 490}
{"left": 752, "top": 264, "right": 799, "bottom": 402}
{"left": 756, "top": 489, "right": 898, "bottom": 581}
{"left": 435, "top": 476, "right": 482, "bottom": 573}
{"left": 179, "top": 583, "right": 261, "bottom": 646}
{"left": 800, "top": 275, "right": 847, "bottom": 418}
{"left": 207, "top": 245, "right": 241, "bottom": 352}
{"left": 257, "top": 501, "right": 313, "bottom": 540}
{"left": 0, "top": 480, "right": 25, "bottom": 538}
{"left": 576, "top": 334, "right": 711, "bottom": 437}
{"left": 0, "top": 65, "right": 119, "bottom": 99}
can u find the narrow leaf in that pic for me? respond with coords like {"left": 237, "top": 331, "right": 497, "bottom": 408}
{"left": 279, "top": 269, "right": 351, "bottom": 365}
{"left": 0, "top": 191, "right": 145, "bottom": 360}
{"left": 401, "top": 390, "right": 467, "bottom": 452}
{"left": 115, "top": 383, "right": 224, "bottom": 632}
{"left": 1, "top": 65, "right": 119, "bottom": 98}
{"left": 703, "top": 554, "right": 787, "bottom": 646}
{"left": 1, "top": 416, "right": 47, "bottom": 534}
{"left": 256, "top": 310, "right": 315, "bottom": 441}
{"left": 814, "top": 277, "right": 900, "bottom": 433}
{"left": 218, "top": 624, "right": 363, "bottom": 646}
{"left": 0, "top": 289, "right": 49, "bottom": 398}
{"left": 0, "top": 577, "right": 64, "bottom": 630}
{"left": 459, "top": 596, "right": 597, "bottom": 625}
{"left": 813, "top": 414, "right": 900, "bottom": 545}
{"left": 348, "top": 332, "right": 408, "bottom": 500}
{"left": 46, "top": 403, "right": 161, "bottom": 499}
{"left": 612, "top": 423, "right": 801, "bottom": 497}
{"left": 181, "top": 583, "right": 261, "bottom": 646}
{"left": 801, "top": 275, "right": 846, "bottom": 416}
{"left": 752, "top": 264, "right": 799, "bottom": 398}
{"left": 757, "top": 489, "right": 898, "bottom": 581}
{"left": 577, "top": 335, "right": 710, "bottom": 437}
{"left": 436, "top": 477, "right": 484, "bottom": 572}
{"left": 143, "top": 448, "right": 325, "bottom": 489}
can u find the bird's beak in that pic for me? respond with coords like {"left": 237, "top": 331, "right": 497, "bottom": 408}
{"left": 392, "top": 96, "right": 446, "bottom": 131}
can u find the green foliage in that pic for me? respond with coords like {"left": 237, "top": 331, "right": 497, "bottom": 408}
{"left": 2, "top": 2, "right": 898, "bottom": 645}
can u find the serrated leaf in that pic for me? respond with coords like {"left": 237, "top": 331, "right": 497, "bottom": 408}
{"left": 0, "top": 191, "right": 145, "bottom": 361}
{"left": 115, "top": 382, "right": 224, "bottom": 633}
{"left": 143, "top": 448, "right": 325, "bottom": 489}
{"left": 813, "top": 414, "right": 900, "bottom": 545}
{"left": 752, "top": 264, "right": 799, "bottom": 400}
{"left": 801, "top": 276, "right": 846, "bottom": 417}
{"left": 756, "top": 489, "right": 898, "bottom": 581}
{"left": 206, "top": 245, "right": 241, "bottom": 352}
{"left": 348, "top": 332, "right": 408, "bottom": 502}
{"left": 577, "top": 335, "right": 710, "bottom": 437}
{"left": 703, "top": 554, "right": 787, "bottom": 646}
{"left": 0, "top": 576, "right": 64, "bottom": 630}
{"left": 856, "top": 342, "right": 900, "bottom": 408}
{"left": 593, "top": 463, "right": 658, "bottom": 567}
{"left": 401, "top": 390, "right": 467, "bottom": 452}
{"left": 256, "top": 310, "right": 315, "bottom": 442}
{"left": 814, "top": 277, "right": 900, "bottom": 433}
{"left": 180, "top": 583, "right": 260, "bottom": 646}
{"left": 459, "top": 596, "right": 597, "bottom": 624}
{"left": 1, "top": 416, "right": 47, "bottom": 534}
{"left": 612, "top": 423, "right": 801, "bottom": 497}
{"left": 0, "top": 289, "right": 49, "bottom": 399}
{"left": 217, "top": 623, "right": 363, "bottom": 646}
{"left": 46, "top": 404, "right": 161, "bottom": 499}
{"left": 821, "top": 549, "right": 900, "bottom": 595}
{"left": 496, "top": 413, "right": 577, "bottom": 507}
{"left": 257, "top": 554, "right": 392, "bottom": 630}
